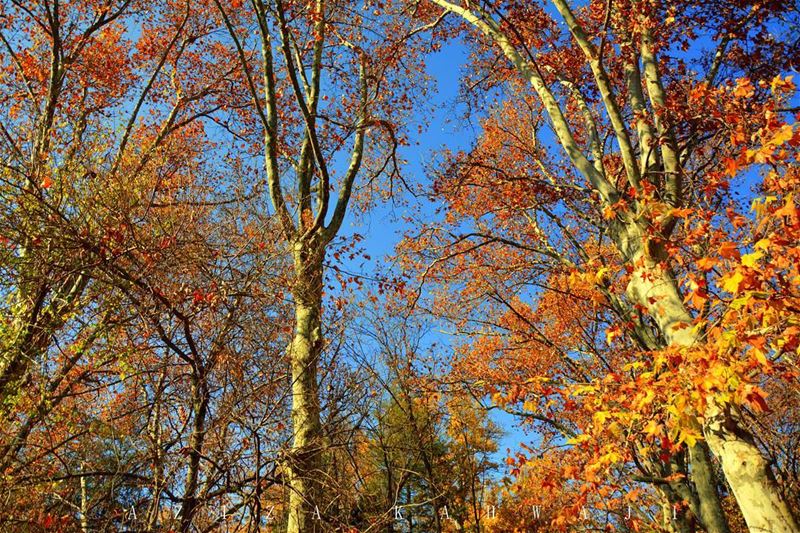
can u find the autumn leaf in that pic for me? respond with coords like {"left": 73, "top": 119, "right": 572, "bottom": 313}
{"left": 567, "top": 434, "right": 591, "bottom": 445}
{"left": 723, "top": 157, "right": 740, "bottom": 177}
{"left": 774, "top": 194, "right": 797, "bottom": 221}
{"left": 718, "top": 241, "right": 740, "bottom": 259}
{"left": 744, "top": 387, "right": 769, "bottom": 413}
{"left": 696, "top": 256, "right": 718, "bottom": 271}
{"left": 643, "top": 420, "right": 661, "bottom": 438}
{"left": 769, "top": 124, "right": 795, "bottom": 148}
{"left": 771, "top": 75, "right": 795, "bottom": 93}
{"left": 670, "top": 207, "right": 693, "bottom": 218}
{"left": 733, "top": 78, "right": 755, "bottom": 98}
{"left": 677, "top": 428, "right": 701, "bottom": 447}
{"left": 741, "top": 251, "right": 763, "bottom": 267}
{"left": 721, "top": 271, "right": 745, "bottom": 293}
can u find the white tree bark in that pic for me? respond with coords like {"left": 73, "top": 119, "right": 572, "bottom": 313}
{"left": 286, "top": 243, "right": 324, "bottom": 533}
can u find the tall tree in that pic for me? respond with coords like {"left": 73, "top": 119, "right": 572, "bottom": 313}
{"left": 410, "top": 0, "right": 799, "bottom": 530}
{"left": 211, "top": 1, "right": 428, "bottom": 529}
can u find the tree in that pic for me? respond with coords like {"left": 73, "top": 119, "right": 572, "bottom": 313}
{"left": 0, "top": 0, "right": 231, "bottom": 411}
{"left": 0, "top": 2, "right": 291, "bottom": 530}
{"left": 3, "top": 1, "right": 797, "bottom": 531}
{"left": 210, "top": 1, "right": 429, "bottom": 529}
{"left": 348, "top": 308, "right": 501, "bottom": 533}
{"left": 405, "top": 0, "right": 799, "bottom": 530}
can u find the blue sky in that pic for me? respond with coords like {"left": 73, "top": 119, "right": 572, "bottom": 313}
{"left": 344, "top": 42, "right": 473, "bottom": 256}
{"left": 334, "top": 40, "right": 528, "bottom": 465}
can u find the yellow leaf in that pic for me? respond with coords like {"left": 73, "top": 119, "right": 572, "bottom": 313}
{"left": 595, "top": 266, "right": 611, "bottom": 285}
{"left": 572, "top": 384, "right": 598, "bottom": 395}
{"left": 741, "top": 251, "right": 763, "bottom": 267}
{"left": 643, "top": 419, "right": 660, "bottom": 437}
{"left": 769, "top": 124, "right": 795, "bottom": 147}
{"left": 730, "top": 295, "right": 750, "bottom": 310}
{"left": 605, "top": 325, "right": 621, "bottom": 344}
{"left": 771, "top": 75, "right": 795, "bottom": 93}
{"left": 608, "top": 421, "right": 623, "bottom": 438}
{"left": 751, "top": 196, "right": 777, "bottom": 217}
{"left": 593, "top": 411, "right": 611, "bottom": 425}
{"left": 677, "top": 428, "right": 701, "bottom": 447}
{"left": 721, "top": 271, "right": 744, "bottom": 294}
{"left": 635, "top": 388, "right": 655, "bottom": 409}
{"left": 567, "top": 434, "right": 591, "bottom": 445}
{"left": 624, "top": 361, "right": 646, "bottom": 371}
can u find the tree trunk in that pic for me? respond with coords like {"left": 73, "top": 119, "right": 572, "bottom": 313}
{"left": 422, "top": 2, "right": 795, "bottom": 530}
{"left": 704, "top": 403, "right": 799, "bottom": 533}
{"left": 80, "top": 463, "right": 89, "bottom": 533}
{"left": 286, "top": 242, "right": 324, "bottom": 533}
{"left": 147, "top": 370, "right": 167, "bottom": 532}
{"left": 179, "top": 372, "right": 210, "bottom": 532}
{"left": 688, "top": 442, "right": 730, "bottom": 533}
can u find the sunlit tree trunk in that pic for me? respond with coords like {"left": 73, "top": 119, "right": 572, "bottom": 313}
{"left": 704, "top": 405, "right": 799, "bottom": 532}
{"left": 688, "top": 443, "right": 731, "bottom": 533}
{"left": 80, "top": 463, "right": 89, "bottom": 533}
{"left": 286, "top": 242, "right": 324, "bottom": 533}
{"left": 214, "top": 0, "right": 372, "bottom": 526}
{"left": 146, "top": 370, "right": 167, "bottom": 532}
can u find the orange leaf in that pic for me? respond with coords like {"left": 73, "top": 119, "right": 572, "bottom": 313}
{"left": 723, "top": 157, "right": 740, "bottom": 177}
{"left": 696, "top": 256, "right": 718, "bottom": 271}
{"left": 774, "top": 194, "right": 797, "bottom": 221}
{"left": 718, "top": 242, "right": 740, "bottom": 260}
